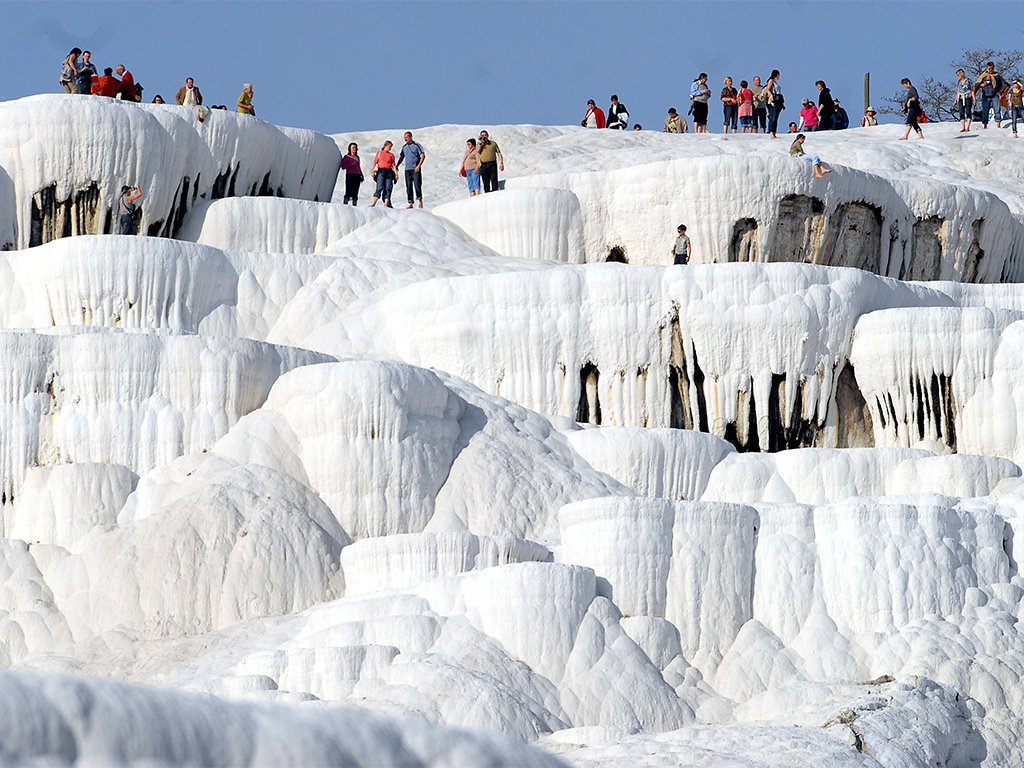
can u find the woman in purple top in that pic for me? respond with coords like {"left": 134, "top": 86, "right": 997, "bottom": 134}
{"left": 341, "top": 143, "right": 363, "bottom": 205}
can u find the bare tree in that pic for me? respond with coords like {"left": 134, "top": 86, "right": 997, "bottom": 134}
{"left": 881, "top": 46, "right": 1023, "bottom": 121}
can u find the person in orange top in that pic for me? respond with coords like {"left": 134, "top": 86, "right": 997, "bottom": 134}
{"left": 115, "top": 65, "right": 137, "bottom": 102}
{"left": 370, "top": 140, "right": 397, "bottom": 208}
{"left": 96, "top": 68, "right": 121, "bottom": 98}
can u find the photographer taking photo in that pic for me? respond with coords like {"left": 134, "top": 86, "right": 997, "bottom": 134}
{"left": 118, "top": 185, "right": 143, "bottom": 235}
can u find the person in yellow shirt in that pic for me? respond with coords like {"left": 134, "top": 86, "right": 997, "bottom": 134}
{"left": 237, "top": 83, "right": 255, "bottom": 116}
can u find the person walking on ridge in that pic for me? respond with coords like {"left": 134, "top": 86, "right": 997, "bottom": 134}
{"left": 477, "top": 130, "right": 503, "bottom": 193}
{"left": 976, "top": 61, "right": 1004, "bottom": 128}
{"left": 397, "top": 131, "right": 426, "bottom": 208}
{"left": 899, "top": 77, "right": 924, "bottom": 140}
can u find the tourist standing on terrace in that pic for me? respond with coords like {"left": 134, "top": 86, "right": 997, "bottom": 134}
{"left": 751, "top": 76, "right": 768, "bottom": 133}
{"left": 60, "top": 48, "right": 81, "bottom": 94}
{"left": 460, "top": 138, "right": 481, "bottom": 196}
{"left": 397, "top": 131, "right": 426, "bottom": 209}
{"left": 737, "top": 81, "right": 754, "bottom": 133}
{"left": 370, "top": 140, "right": 397, "bottom": 208}
{"left": 237, "top": 83, "right": 255, "bottom": 116}
{"left": 815, "top": 81, "right": 835, "bottom": 131}
{"left": 861, "top": 106, "right": 878, "bottom": 127}
{"left": 1009, "top": 79, "right": 1024, "bottom": 138}
{"left": 176, "top": 77, "right": 203, "bottom": 106}
{"left": 721, "top": 77, "right": 738, "bottom": 134}
{"left": 115, "top": 65, "right": 137, "bottom": 102}
{"left": 582, "top": 100, "right": 605, "bottom": 128}
{"left": 975, "top": 61, "right": 1004, "bottom": 128}
{"left": 477, "top": 130, "right": 503, "bottom": 193}
{"left": 341, "top": 143, "right": 363, "bottom": 205}
{"left": 690, "top": 73, "right": 711, "bottom": 133}
{"left": 77, "top": 51, "right": 97, "bottom": 95}
{"left": 952, "top": 70, "right": 974, "bottom": 132}
{"left": 607, "top": 95, "right": 629, "bottom": 129}
{"left": 764, "top": 70, "right": 782, "bottom": 138}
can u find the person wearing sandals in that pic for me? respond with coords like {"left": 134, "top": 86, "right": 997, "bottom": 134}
{"left": 370, "top": 140, "right": 397, "bottom": 208}
{"left": 460, "top": 138, "right": 481, "bottom": 196}
{"left": 952, "top": 69, "right": 975, "bottom": 132}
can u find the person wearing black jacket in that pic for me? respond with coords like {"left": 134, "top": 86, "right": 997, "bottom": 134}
{"left": 832, "top": 99, "right": 849, "bottom": 130}
{"left": 607, "top": 95, "right": 629, "bottom": 129}
{"left": 815, "top": 80, "right": 835, "bottom": 131}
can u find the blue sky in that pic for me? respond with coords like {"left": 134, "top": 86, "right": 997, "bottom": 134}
{"left": 5, "top": 1, "right": 1022, "bottom": 133}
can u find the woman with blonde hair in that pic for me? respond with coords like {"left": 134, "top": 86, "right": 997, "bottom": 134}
{"left": 952, "top": 68, "right": 975, "bottom": 132}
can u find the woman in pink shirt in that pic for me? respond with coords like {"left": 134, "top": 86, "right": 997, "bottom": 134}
{"left": 737, "top": 80, "right": 755, "bottom": 133}
{"left": 799, "top": 100, "right": 819, "bottom": 131}
{"left": 371, "top": 140, "right": 397, "bottom": 208}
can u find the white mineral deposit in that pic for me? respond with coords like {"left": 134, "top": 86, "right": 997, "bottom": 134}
{"left": 1, "top": 94, "right": 1023, "bottom": 766}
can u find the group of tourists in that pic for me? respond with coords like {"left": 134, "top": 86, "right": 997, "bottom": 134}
{"left": 339, "top": 129, "right": 505, "bottom": 208}
{"left": 60, "top": 48, "right": 141, "bottom": 101}
{"left": 60, "top": 47, "right": 258, "bottom": 119}
{"left": 952, "top": 62, "right": 1024, "bottom": 137}
{"left": 586, "top": 64, "right": 1023, "bottom": 140}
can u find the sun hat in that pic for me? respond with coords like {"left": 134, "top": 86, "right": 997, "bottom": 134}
{"left": 866, "top": 106, "right": 877, "bottom": 113}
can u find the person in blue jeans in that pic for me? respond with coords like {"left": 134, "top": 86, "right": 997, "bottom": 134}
{"left": 764, "top": 70, "right": 782, "bottom": 138}
{"left": 1009, "top": 78, "right": 1024, "bottom": 138}
{"left": 396, "top": 131, "right": 427, "bottom": 208}
{"left": 975, "top": 61, "right": 1004, "bottom": 128}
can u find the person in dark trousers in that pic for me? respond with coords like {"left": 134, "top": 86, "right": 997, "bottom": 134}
{"left": 477, "top": 130, "right": 504, "bottom": 193}
{"left": 899, "top": 78, "right": 924, "bottom": 140}
{"left": 341, "top": 142, "right": 363, "bottom": 205}
{"left": 832, "top": 99, "right": 849, "bottom": 130}
{"left": 77, "top": 50, "right": 97, "bottom": 95}
{"left": 607, "top": 95, "right": 629, "bottom": 129}
{"left": 396, "top": 131, "right": 426, "bottom": 208}
{"left": 118, "top": 185, "right": 143, "bottom": 234}
{"left": 671, "top": 224, "right": 691, "bottom": 264}
{"left": 690, "top": 73, "right": 711, "bottom": 132}
{"left": 815, "top": 80, "right": 835, "bottom": 130}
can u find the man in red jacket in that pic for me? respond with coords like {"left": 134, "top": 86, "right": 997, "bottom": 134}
{"left": 582, "top": 99, "right": 605, "bottom": 128}
{"left": 115, "top": 65, "right": 137, "bottom": 102}
{"left": 97, "top": 68, "right": 121, "bottom": 98}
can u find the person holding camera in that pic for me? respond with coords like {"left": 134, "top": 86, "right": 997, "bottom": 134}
{"left": 118, "top": 185, "right": 143, "bottom": 235}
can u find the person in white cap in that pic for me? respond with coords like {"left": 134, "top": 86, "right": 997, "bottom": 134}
{"left": 860, "top": 106, "right": 878, "bottom": 127}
